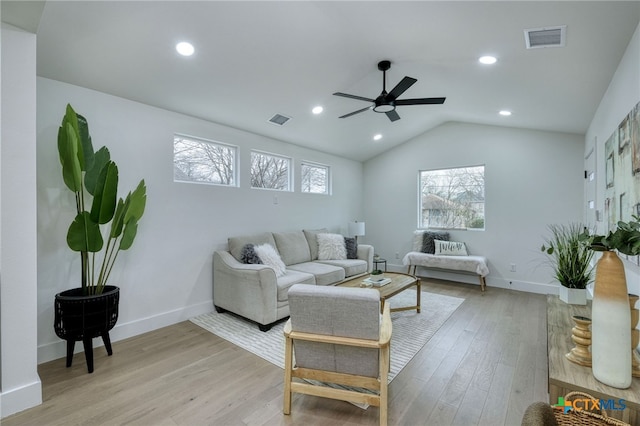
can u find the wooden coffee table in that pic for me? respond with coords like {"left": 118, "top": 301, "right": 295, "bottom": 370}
{"left": 338, "top": 272, "right": 421, "bottom": 314}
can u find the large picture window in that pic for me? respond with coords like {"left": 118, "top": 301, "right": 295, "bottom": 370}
{"left": 419, "top": 165, "right": 485, "bottom": 230}
{"left": 301, "top": 161, "right": 330, "bottom": 194}
{"left": 250, "top": 151, "right": 292, "bottom": 191}
{"left": 173, "top": 135, "right": 237, "bottom": 186}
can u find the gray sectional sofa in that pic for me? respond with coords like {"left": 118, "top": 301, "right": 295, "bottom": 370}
{"left": 213, "top": 229, "right": 374, "bottom": 331}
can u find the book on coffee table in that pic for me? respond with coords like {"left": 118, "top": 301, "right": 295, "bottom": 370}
{"left": 363, "top": 277, "right": 391, "bottom": 287}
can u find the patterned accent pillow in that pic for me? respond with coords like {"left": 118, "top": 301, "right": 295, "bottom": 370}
{"left": 253, "top": 243, "right": 287, "bottom": 277}
{"left": 344, "top": 237, "right": 358, "bottom": 259}
{"left": 434, "top": 240, "right": 468, "bottom": 256}
{"left": 422, "top": 231, "right": 449, "bottom": 254}
{"left": 317, "top": 233, "right": 347, "bottom": 260}
{"left": 240, "top": 244, "right": 262, "bottom": 264}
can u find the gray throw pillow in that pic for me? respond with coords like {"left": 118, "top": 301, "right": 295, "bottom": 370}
{"left": 421, "top": 231, "right": 449, "bottom": 254}
{"left": 344, "top": 237, "right": 357, "bottom": 259}
{"left": 240, "top": 244, "right": 262, "bottom": 264}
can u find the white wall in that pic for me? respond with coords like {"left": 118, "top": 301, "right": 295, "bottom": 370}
{"left": 587, "top": 22, "right": 640, "bottom": 297}
{"left": 36, "top": 78, "right": 364, "bottom": 363}
{"left": 363, "top": 121, "right": 585, "bottom": 293}
{"left": 1, "top": 24, "right": 42, "bottom": 417}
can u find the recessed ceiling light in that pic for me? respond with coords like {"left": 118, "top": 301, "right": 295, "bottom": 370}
{"left": 499, "top": 110, "right": 512, "bottom": 116}
{"left": 479, "top": 56, "right": 497, "bottom": 65}
{"left": 373, "top": 134, "right": 382, "bottom": 141}
{"left": 176, "top": 42, "right": 194, "bottom": 57}
{"left": 312, "top": 106, "right": 323, "bottom": 115}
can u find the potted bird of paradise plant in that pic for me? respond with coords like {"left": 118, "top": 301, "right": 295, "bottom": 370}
{"left": 54, "top": 104, "right": 147, "bottom": 373}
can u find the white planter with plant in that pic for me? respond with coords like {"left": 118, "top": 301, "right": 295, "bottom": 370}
{"left": 541, "top": 223, "right": 593, "bottom": 305}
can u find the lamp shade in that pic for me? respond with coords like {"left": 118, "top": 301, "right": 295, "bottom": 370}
{"left": 348, "top": 221, "right": 365, "bottom": 237}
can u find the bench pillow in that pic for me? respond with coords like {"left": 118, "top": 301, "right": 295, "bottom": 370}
{"left": 434, "top": 240, "right": 468, "bottom": 256}
{"left": 422, "top": 231, "right": 449, "bottom": 254}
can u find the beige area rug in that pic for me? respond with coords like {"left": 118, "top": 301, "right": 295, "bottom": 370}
{"left": 190, "top": 289, "right": 464, "bottom": 383}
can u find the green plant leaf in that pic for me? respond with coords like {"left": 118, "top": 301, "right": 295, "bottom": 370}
{"left": 90, "top": 161, "right": 118, "bottom": 225}
{"left": 85, "top": 147, "right": 110, "bottom": 196}
{"left": 110, "top": 198, "right": 126, "bottom": 239}
{"left": 57, "top": 122, "right": 83, "bottom": 192}
{"left": 119, "top": 218, "right": 138, "bottom": 250}
{"left": 124, "top": 180, "right": 147, "bottom": 223}
{"left": 67, "top": 211, "right": 103, "bottom": 252}
{"left": 76, "top": 113, "right": 95, "bottom": 172}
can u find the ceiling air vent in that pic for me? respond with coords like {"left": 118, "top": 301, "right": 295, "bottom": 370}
{"left": 524, "top": 25, "right": 566, "bottom": 49}
{"left": 268, "top": 113, "right": 291, "bottom": 126}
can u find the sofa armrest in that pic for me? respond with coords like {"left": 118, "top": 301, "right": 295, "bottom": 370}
{"left": 357, "top": 244, "right": 374, "bottom": 273}
{"left": 213, "top": 250, "right": 280, "bottom": 324}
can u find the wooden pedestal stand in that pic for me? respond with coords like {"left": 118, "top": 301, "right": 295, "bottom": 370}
{"left": 566, "top": 315, "right": 592, "bottom": 367}
{"left": 630, "top": 294, "right": 640, "bottom": 378}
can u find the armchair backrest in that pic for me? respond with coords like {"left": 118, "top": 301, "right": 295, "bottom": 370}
{"left": 288, "top": 284, "right": 381, "bottom": 378}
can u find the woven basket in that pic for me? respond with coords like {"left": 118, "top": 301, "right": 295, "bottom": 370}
{"left": 553, "top": 392, "right": 630, "bottom": 426}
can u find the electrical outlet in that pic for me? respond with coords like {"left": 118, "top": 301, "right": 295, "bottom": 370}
{"left": 510, "top": 263, "right": 516, "bottom": 272}
{"left": 273, "top": 196, "right": 278, "bottom": 205}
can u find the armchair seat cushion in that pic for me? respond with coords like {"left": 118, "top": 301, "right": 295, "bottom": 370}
{"left": 287, "top": 262, "right": 345, "bottom": 286}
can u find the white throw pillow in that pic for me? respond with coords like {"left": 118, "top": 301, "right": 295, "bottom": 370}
{"left": 253, "top": 243, "right": 287, "bottom": 277}
{"left": 434, "top": 240, "right": 468, "bottom": 256}
{"left": 317, "top": 233, "right": 347, "bottom": 260}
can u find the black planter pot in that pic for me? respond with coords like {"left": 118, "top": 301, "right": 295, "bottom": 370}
{"left": 54, "top": 285, "right": 120, "bottom": 373}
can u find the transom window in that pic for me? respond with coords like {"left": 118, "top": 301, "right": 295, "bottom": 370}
{"left": 173, "top": 135, "right": 237, "bottom": 186}
{"left": 250, "top": 151, "right": 292, "bottom": 191}
{"left": 419, "top": 165, "right": 485, "bottom": 230}
{"left": 301, "top": 161, "right": 330, "bottom": 194}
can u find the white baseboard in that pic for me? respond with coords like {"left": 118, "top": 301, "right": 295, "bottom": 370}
{"left": 387, "top": 262, "right": 558, "bottom": 295}
{"left": 1, "top": 379, "right": 42, "bottom": 419}
{"left": 38, "top": 300, "right": 213, "bottom": 364}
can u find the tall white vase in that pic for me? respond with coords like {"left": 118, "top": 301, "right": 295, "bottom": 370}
{"left": 591, "top": 251, "right": 632, "bottom": 389}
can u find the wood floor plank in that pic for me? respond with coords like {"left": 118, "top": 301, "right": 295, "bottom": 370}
{"left": 3, "top": 279, "right": 549, "bottom": 426}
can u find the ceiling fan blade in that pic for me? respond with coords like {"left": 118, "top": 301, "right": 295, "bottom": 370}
{"left": 339, "top": 106, "right": 373, "bottom": 119}
{"left": 386, "top": 110, "right": 401, "bottom": 122}
{"left": 395, "top": 97, "right": 446, "bottom": 105}
{"left": 333, "top": 92, "right": 375, "bottom": 103}
{"left": 387, "top": 76, "right": 417, "bottom": 100}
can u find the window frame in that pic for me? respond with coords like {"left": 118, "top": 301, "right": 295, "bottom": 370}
{"left": 418, "top": 164, "right": 485, "bottom": 231}
{"left": 250, "top": 149, "right": 293, "bottom": 192}
{"left": 300, "top": 160, "right": 331, "bottom": 195}
{"left": 173, "top": 133, "right": 238, "bottom": 187}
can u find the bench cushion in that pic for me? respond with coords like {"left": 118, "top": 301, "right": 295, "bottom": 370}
{"left": 402, "top": 251, "right": 489, "bottom": 277}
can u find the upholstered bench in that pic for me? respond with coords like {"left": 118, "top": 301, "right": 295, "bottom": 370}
{"left": 402, "top": 231, "right": 489, "bottom": 291}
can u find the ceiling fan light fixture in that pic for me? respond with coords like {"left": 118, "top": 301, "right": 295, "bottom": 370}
{"left": 373, "top": 103, "right": 395, "bottom": 113}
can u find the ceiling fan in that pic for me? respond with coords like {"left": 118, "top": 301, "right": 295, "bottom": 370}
{"left": 333, "top": 60, "right": 445, "bottom": 122}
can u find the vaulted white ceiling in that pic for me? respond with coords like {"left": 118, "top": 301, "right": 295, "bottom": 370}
{"left": 3, "top": 1, "right": 639, "bottom": 161}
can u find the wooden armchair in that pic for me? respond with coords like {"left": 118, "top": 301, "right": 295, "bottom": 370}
{"left": 283, "top": 284, "right": 392, "bottom": 426}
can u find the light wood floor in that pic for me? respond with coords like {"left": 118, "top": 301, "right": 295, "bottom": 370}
{"left": 4, "top": 279, "right": 548, "bottom": 426}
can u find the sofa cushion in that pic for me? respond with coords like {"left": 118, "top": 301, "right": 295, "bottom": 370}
{"left": 276, "top": 270, "right": 315, "bottom": 302}
{"left": 317, "top": 233, "right": 347, "bottom": 260}
{"left": 228, "top": 232, "right": 277, "bottom": 262}
{"left": 273, "top": 231, "right": 312, "bottom": 266}
{"left": 344, "top": 237, "right": 357, "bottom": 259}
{"left": 288, "top": 262, "right": 345, "bottom": 286}
{"left": 303, "top": 228, "right": 329, "bottom": 260}
{"left": 240, "top": 244, "right": 262, "bottom": 264}
{"left": 316, "top": 259, "right": 367, "bottom": 277}
{"left": 254, "top": 243, "right": 287, "bottom": 277}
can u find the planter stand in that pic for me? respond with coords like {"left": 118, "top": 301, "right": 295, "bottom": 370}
{"left": 54, "top": 286, "right": 120, "bottom": 373}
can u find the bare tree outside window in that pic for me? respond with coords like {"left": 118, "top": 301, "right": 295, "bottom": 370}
{"left": 173, "top": 135, "right": 237, "bottom": 185}
{"left": 301, "top": 162, "right": 330, "bottom": 194}
{"left": 419, "top": 165, "right": 485, "bottom": 229}
{"left": 251, "top": 151, "right": 291, "bottom": 191}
